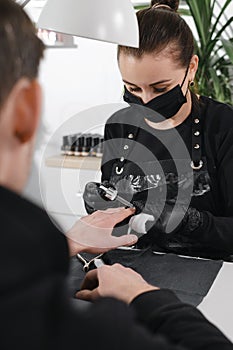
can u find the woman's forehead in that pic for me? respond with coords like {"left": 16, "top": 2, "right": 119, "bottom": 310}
{"left": 118, "top": 53, "right": 183, "bottom": 86}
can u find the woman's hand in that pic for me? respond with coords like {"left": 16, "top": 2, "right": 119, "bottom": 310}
{"left": 128, "top": 203, "right": 202, "bottom": 236}
{"left": 67, "top": 207, "right": 137, "bottom": 256}
{"left": 83, "top": 181, "right": 119, "bottom": 214}
{"left": 128, "top": 213, "right": 155, "bottom": 234}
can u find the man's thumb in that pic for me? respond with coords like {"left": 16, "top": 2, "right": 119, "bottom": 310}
{"left": 115, "top": 234, "right": 138, "bottom": 247}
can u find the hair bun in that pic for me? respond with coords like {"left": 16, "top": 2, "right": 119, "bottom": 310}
{"left": 150, "top": 0, "right": 179, "bottom": 12}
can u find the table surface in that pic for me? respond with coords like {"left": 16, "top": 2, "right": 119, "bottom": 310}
{"left": 72, "top": 256, "right": 233, "bottom": 343}
{"left": 46, "top": 156, "right": 233, "bottom": 342}
{"left": 198, "top": 261, "right": 233, "bottom": 342}
{"left": 45, "top": 155, "right": 101, "bottom": 170}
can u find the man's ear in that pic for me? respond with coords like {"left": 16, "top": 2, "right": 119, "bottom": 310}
{"left": 12, "top": 78, "right": 42, "bottom": 144}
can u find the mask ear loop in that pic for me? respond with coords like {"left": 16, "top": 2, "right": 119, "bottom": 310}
{"left": 181, "top": 65, "right": 190, "bottom": 96}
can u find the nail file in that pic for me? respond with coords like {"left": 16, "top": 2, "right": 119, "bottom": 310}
{"left": 99, "top": 184, "right": 134, "bottom": 208}
{"left": 94, "top": 258, "right": 105, "bottom": 268}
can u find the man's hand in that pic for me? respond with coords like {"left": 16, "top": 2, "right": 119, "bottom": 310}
{"left": 76, "top": 263, "right": 159, "bottom": 304}
{"left": 67, "top": 207, "right": 137, "bottom": 256}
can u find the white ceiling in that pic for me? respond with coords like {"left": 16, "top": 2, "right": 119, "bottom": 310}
{"left": 17, "top": 0, "right": 150, "bottom": 9}
{"left": 17, "top": 0, "right": 188, "bottom": 11}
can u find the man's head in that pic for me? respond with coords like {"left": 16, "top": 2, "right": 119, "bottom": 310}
{"left": 0, "top": 0, "right": 44, "bottom": 193}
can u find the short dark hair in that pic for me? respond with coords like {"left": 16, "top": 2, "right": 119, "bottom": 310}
{"left": 118, "top": 1, "right": 194, "bottom": 69}
{"left": 0, "top": 0, "right": 44, "bottom": 108}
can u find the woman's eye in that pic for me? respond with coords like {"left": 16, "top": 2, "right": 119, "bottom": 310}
{"left": 129, "top": 87, "right": 141, "bottom": 92}
{"left": 128, "top": 86, "right": 167, "bottom": 94}
{"left": 153, "top": 87, "right": 166, "bottom": 93}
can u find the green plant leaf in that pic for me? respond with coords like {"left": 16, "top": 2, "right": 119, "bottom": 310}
{"left": 184, "top": 0, "right": 233, "bottom": 103}
{"left": 212, "top": 16, "right": 233, "bottom": 43}
{"left": 186, "top": 0, "right": 209, "bottom": 46}
{"left": 209, "top": 0, "right": 232, "bottom": 39}
{"left": 178, "top": 8, "right": 191, "bottom": 16}
{"left": 222, "top": 39, "right": 233, "bottom": 64}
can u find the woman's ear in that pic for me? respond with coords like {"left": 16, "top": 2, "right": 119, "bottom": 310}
{"left": 189, "top": 55, "right": 199, "bottom": 81}
{"left": 13, "top": 78, "right": 42, "bottom": 144}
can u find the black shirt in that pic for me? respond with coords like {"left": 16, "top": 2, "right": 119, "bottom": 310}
{"left": 101, "top": 96, "right": 233, "bottom": 259}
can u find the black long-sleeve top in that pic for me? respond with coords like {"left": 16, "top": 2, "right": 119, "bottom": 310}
{"left": 1, "top": 185, "right": 232, "bottom": 350}
{"left": 101, "top": 96, "right": 233, "bottom": 259}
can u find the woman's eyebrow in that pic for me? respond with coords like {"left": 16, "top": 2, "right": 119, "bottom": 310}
{"left": 123, "top": 79, "right": 171, "bottom": 86}
{"left": 123, "top": 79, "right": 138, "bottom": 86}
{"left": 149, "top": 79, "right": 171, "bottom": 86}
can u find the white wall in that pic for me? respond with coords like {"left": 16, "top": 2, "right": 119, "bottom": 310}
{"left": 39, "top": 38, "right": 123, "bottom": 134}
{"left": 24, "top": 33, "right": 127, "bottom": 204}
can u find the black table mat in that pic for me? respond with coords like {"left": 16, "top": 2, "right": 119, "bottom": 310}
{"left": 67, "top": 249, "right": 223, "bottom": 306}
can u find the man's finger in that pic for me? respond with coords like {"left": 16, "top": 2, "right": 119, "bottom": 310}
{"left": 109, "top": 207, "right": 136, "bottom": 224}
{"left": 104, "top": 207, "right": 127, "bottom": 213}
{"left": 80, "top": 269, "right": 99, "bottom": 291}
{"left": 106, "top": 234, "right": 138, "bottom": 249}
{"left": 75, "top": 288, "right": 100, "bottom": 302}
{"left": 80, "top": 208, "right": 136, "bottom": 229}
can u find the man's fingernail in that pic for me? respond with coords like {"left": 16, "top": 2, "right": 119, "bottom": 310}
{"left": 129, "top": 234, "right": 138, "bottom": 242}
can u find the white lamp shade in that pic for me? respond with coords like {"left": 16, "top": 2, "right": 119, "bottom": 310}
{"left": 37, "top": 0, "right": 139, "bottom": 48}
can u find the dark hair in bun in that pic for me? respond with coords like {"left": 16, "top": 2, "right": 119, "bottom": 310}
{"left": 150, "top": 0, "right": 179, "bottom": 12}
{"left": 118, "top": 0, "right": 193, "bottom": 69}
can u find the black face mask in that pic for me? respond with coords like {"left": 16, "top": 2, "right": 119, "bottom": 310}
{"left": 123, "top": 67, "right": 189, "bottom": 120}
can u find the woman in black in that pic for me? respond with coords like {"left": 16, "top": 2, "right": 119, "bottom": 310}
{"left": 84, "top": 0, "right": 233, "bottom": 260}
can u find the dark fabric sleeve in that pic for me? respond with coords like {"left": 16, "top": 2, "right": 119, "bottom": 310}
{"left": 67, "top": 296, "right": 186, "bottom": 350}
{"left": 83, "top": 121, "right": 120, "bottom": 214}
{"left": 193, "top": 127, "right": 233, "bottom": 255}
{"left": 130, "top": 289, "right": 233, "bottom": 350}
{"left": 101, "top": 122, "right": 120, "bottom": 182}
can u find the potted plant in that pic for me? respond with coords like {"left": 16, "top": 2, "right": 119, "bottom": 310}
{"left": 185, "top": 0, "right": 233, "bottom": 104}
{"left": 133, "top": 0, "right": 233, "bottom": 104}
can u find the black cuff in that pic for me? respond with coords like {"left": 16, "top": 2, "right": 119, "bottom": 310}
{"left": 130, "top": 289, "right": 181, "bottom": 325}
{"left": 183, "top": 207, "right": 204, "bottom": 233}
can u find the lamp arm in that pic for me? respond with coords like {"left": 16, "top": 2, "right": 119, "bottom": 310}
{"left": 16, "top": 0, "right": 31, "bottom": 8}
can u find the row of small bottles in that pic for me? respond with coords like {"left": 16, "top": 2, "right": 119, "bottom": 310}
{"left": 61, "top": 133, "right": 104, "bottom": 157}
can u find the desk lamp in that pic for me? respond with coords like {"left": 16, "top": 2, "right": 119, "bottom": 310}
{"left": 37, "top": 0, "right": 139, "bottom": 47}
